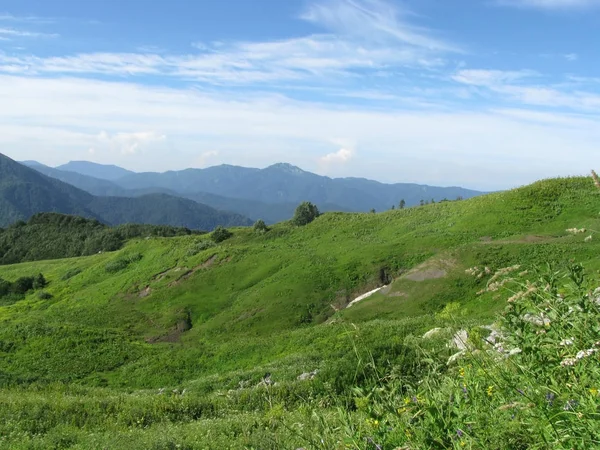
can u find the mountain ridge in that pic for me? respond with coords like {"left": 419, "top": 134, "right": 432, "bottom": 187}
{"left": 2, "top": 154, "right": 252, "bottom": 229}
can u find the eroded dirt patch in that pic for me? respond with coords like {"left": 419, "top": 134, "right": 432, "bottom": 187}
{"left": 139, "top": 286, "right": 152, "bottom": 298}
{"left": 403, "top": 258, "right": 457, "bottom": 282}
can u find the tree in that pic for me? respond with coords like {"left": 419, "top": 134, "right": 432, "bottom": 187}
{"left": 33, "top": 273, "right": 47, "bottom": 290}
{"left": 399, "top": 199, "right": 406, "bottom": 209}
{"left": 292, "top": 202, "right": 320, "bottom": 226}
{"left": 253, "top": 219, "right": 268, "bottom": 234}
{"left": 211, "top": 226, "right": 233, "bottom": 243}
{"left": 12, "top": 276, "right": 34, "bottom": 295}
{"left": 431, "top": 198, "right": 436, "bottom": 204}
{"left": 419, "top": 200, "right": 425, "bottom": 207}
{"left": 370, "top": 208, "right": 376, "bottom": 214}
{"left": 391, "top": 205, "right": 396, "bottom": 210}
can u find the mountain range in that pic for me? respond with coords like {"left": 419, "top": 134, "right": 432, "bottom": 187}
{"left": 21, "top": 159, "right": 483, "bottom": 224}
{"left": 0, "top": 153, "right": 251, "bottom": 230}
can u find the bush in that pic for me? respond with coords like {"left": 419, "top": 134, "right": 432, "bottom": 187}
{"left": 61, "top": 268, "right": 82, "bottom": 281}
{"left": 33, "top": 273, "right": 47, "bottom": 290}
{"left": 211, "top": 226, "right": 233, "bottom": 243}
{"left": 292, "top": 202, "right": 320, "bottom": 226}
{"left": 186, "top": 240, "right": 217, "bottom": 257}
{"left": 37, "top": 291, "right": 53, "bottom": 300}
{"left": 105, "top": 259, "right": 129, "bottom": 274}
{"left": 253, "top": 219, "right": 268, "bottom": 234}
{"left": 12, "top": 276, "right": 34, "bottom": 295}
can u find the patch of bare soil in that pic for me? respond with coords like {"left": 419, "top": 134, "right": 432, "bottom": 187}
{"left": 404, "top": 257, "right": 457, "bottom": 282}
{"left": 388, "top": 291, "right": 408, "bottom": 297}
{"left": 146, "top": 314, "right": 192, "bottom": 344}
{"left": 168, "top": 254, "right": 219, "bottom": 287}
{"left": 139, "top": 286, "right": 152, "bottom": 298}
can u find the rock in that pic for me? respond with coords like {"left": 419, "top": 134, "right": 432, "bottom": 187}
{"left": 452, "top": 330, "right": 469, "bottom": 351}
{"left": 422, "top": 328, "right": 442, "bottom": 339}
{"left": 447, "top": 350, "right": 465, "bottom": 365}
{"left": 297, "top": 369, "right": 319, "bottom": 381}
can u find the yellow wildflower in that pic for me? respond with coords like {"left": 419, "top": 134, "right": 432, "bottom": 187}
{"left": 459, "top": 367, "right": 465, "bottom": 377}
{"left": 590, "top": 388, "right": 599, "bottom": 396}
{"left": 487, "top": 386, "right": 494, "bottom": 397}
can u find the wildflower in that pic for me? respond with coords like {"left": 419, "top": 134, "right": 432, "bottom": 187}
{"left": 508, "top": 348, "right": 522, "bottom": 357}
{"left": 459, "top": 367, "right": 465, "bottom": 377}
{"left": 563, "top": 399, "right": 579, "bottom": 411}
{"left": 561, "top": 357, "right": 577, "bottom": 367}
{"left": 585, "top": 235, "right": 593, "bottom": 242}
{"left": 460, "top": 441, "right": 466, "bottom": 447}
{"left": 576, "top": 348, "right": 597, "bottom": 360}
{"left": 559, "top": 338, "right": 575, "bottom": 346}
{"left": 487, "top": 386, "right": 494, "bottom": 397}
{"left": 590, "top": 388, "right": 599, "bottom": 396}
{"left": 523, "top": 313, "right": 551, "bottom": 327}
{"left": 545, "top": 392, "right": 555, "bottom": 406}
{"left": 566, "top": 228, "right": 586, "bottom": 234}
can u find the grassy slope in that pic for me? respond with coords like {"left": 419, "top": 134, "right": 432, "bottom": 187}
{"left": 0, "top": 177, "right": 599, "bottom": 448}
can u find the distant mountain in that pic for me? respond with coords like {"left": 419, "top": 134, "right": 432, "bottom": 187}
{"left": 114, "top": 162, "right": 483, "bottom": 212}
{"left": 0, "top": 154, "right": 252, "bottom": 230}
{"left": 22, "top": 162, "right": 347, "bottom": 223}
{"left": 56, "top": 161, "right": 135, "bottom": 181}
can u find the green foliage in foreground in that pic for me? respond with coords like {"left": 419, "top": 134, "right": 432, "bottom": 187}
{"left": 0, "top": 176, "right": 599, "bottom": 448}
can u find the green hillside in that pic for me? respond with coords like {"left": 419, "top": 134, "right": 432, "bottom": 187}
{"left": 0, "top": 176, "right": 599, "bottom": 449}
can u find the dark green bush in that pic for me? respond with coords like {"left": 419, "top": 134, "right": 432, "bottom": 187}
{"left": 253, "top": 219, "right": 268, "bottom": 234}
{"left": 211, "top": 226, "right": 233, "bottom": 243}
{"left": 61, "top": 268, "right": 82, "bottom": 281}
{"left": 37, "top": 291, "right": 53, "bottom": 300}
{"left": 292, "top": 202, "right": 320, "bottom": 226}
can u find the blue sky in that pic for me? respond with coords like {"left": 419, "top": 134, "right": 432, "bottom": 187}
{"left": 1, "top": 0, "right": 599, "bottom": 190}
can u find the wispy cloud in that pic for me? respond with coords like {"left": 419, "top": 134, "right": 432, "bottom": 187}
{"left": 0, "top": 13, "right": 54, "bottom": 24}
{"left": 452, "top": 69, "right": 538, "bottom": 86}
{"left": 0, "top": 27, "right": 58, "bottom": 39}
{"left": 452, "top": 68, "right": 600, "bottom": 112}
{"left": 1, "top": 75, "right": 598, "bottom": 189}
{"left": 0, "top": 0, "right": 456, "bottom": 83}
{"left": 496, "top": 0, "right": 600, "bottom": 10}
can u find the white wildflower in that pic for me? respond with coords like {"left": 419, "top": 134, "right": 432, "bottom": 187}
{"left": 576, "top": 348, "right": 597, "bottom": 360}
{"left": 585, "top": 235, "right": 593, "bottom": 242}
{"left": 561, "top": 358, "right": 577, "bottom": 367}
{"left": 560, "top": 338, "right": 575, "bottom": 347}
{"left": 508, "top": 348, "right": 522, "bottom": 356}
{"left": 523, "top": 313, "right": 551, "bottom": 327}
{"left": 566, "top": 228, "right": 586, "bottom": 234}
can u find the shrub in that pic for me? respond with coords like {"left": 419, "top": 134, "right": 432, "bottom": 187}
{"left": 186, "top": 240, "right": 217, "bottom": 256}
{"left": 37, "top": 291, "right": 53, "bottom": 300}
{"left": 33, "top": 273, "right": 47, "bottom": 290}
{"left": 211, "top": 226, "right": 233, "bottom": 243}
{"left": 292, "top": 202, "right": 320, "bottom": 226}
{"left": 253, "top": 219, "right": 268, "bottom": 234}
{"left": 12, "top": 276, "right": 34, "bottom": 294}
{"left": 105, "top": 259, "right": 129, "bottom": 274}
{"left": 61, "top": 268, "right": 82, "bottom": 281}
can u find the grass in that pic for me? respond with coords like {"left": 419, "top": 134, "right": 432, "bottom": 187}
{"left": 1, "top": 176, "right": 600, "bottom": 448}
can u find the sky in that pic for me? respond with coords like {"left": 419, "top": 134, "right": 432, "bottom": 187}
{"left": 1, "top": 0, "right": 599, "bottom": 190}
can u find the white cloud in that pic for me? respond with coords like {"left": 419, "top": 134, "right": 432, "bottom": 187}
{"left": 320, "top": 148, "right": 354, "bottom": 164}
{"left": 564, "top": 53, "right": 578, "bottom": 61}
{"left": 195, "top": 150, "right": 220, "bottom": 167}
{"left": 0, "top": 0, "right": 457, "bottom": 83}
{"left": 0, "top": 75, "right": 598, "bottom": 189}
{"left": 0, "top": 27, "right": 57, "bottom": 39}
{"left": 496, "top": 0, "right": 600, "bottom": 9}
{"left": 93, "top": 130, "right": 166, "bottom": 155}
{"left": 452, "top": 69, "right": 537, "bottom": 86}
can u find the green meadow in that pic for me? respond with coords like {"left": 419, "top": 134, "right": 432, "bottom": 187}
{"left": 1, "top": 176, "right": 600, "bottom": 449}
